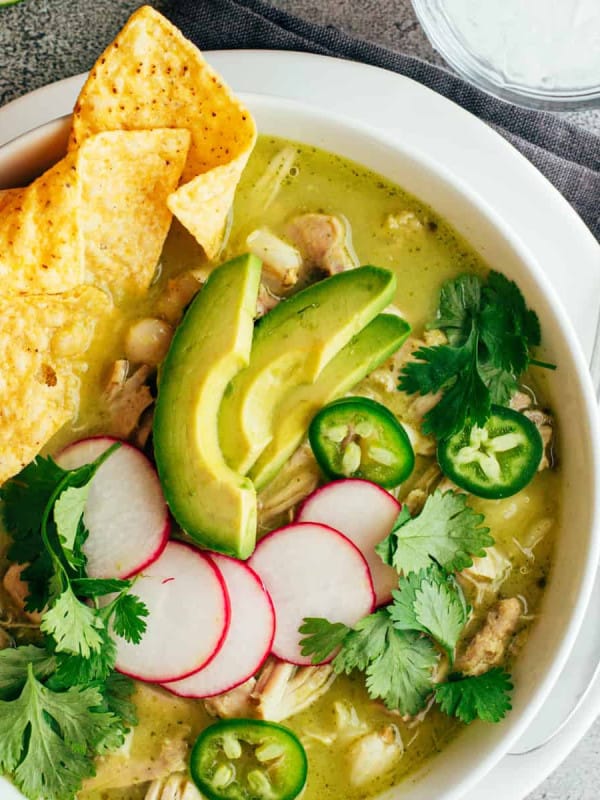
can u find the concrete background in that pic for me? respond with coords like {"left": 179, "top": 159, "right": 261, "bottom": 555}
{"left": 1, "top": 0, "right": 599, "bottom": 797}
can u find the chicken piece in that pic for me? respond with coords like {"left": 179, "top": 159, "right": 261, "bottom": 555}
{"left": 83, "top": 736, "right": 188, "bottom": 792}
{"left": 255, "top": 283, "right": 282, "bottom": 318}
{"left": 204, "top": 677, "right": 257, "bottom": 719}
{"left": 104, "top": 360, "right": 154, "bottom": 440}
{"left": 459, "top": 547, "right": 512, "bottom": 607}
{"left": 204, "top": 659, "right": 336, "bottom": 724}
{"left": 510, "top": 391, "right": 554, "bottom": 470}
{"left": 455, "top": 597, "right": 522, "bottom": 676}
{"left": 145, "top": 774, "right": 205, "bottom": 800}
{"left": 347, "top": 725, "right": 404, "bottom": 787}
{"left": 252, "top": 658, "right": 336, "bottom": 723}
{"left": 2, "top": 564, "right": 42, "bottom": 624}
{"left": 257, "top": 443, "right": 321, "bottom": 531}
{"left": 155, "top": 270, "right": 205, "bottom": 324}
{"left": 286, "top": 213, "right": 357, "bottom": 275}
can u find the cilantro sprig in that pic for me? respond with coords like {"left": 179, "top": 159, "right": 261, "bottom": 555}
{"left": 376, "top": 490, "right": 493, "bottom": 575}
{"left": 399, "top": 271, "right": 552, "bottom": 439}
{"left": 0, "top": 448, "right": 148, "bottom": 800}
{"left": 299, "top": 490, "right": 513, "bottom": 725}
{"left": 300, "top": 610, "right": 439, "bottom": 716}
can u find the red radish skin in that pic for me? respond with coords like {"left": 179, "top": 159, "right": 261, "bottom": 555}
{"left": 109, "top": 541, "right": 230, "bottom": 683}
{"left": 162, "top": 553, "right": 275, "bottom": 698}
{"left": 57, "top": 436, "right": 170, "bottom": 579}
{"left": 297, "top": 479, "right": 401, "bottom": 605}
{"left": 249, "top": 522, "right": 375, "bottom": 666}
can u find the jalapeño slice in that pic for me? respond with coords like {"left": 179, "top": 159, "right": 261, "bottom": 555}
{"left": 437, "top": 405, "right": 543, "bottom": 499}
{"left": 308, "top": 396, "right": 415, "bottom": 488}
{"left": 190, "top": 718, "right": 307, "bottom": 800}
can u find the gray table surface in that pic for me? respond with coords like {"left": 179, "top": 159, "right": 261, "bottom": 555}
{"left": 1, "top": 1, "right": 599, "bottom": 798}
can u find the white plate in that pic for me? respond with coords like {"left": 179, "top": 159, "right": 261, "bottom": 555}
{"left": 1, "top": 50, "right": 600, "bottom": 800}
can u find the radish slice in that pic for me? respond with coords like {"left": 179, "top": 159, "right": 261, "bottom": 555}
{"left": 110, "top": 541, "right": 230, "bottom": 683}
{"left": 249, "top": 522, "right": 375, "bottom": 665}
{"left": 162, "top": 553, "right": 275, "bottom": 698}
{"left": 297, "top": 479, "right": 401, "bottom": 605}
{"left": 56, "top": 436, "right": 170, "bottom": 579}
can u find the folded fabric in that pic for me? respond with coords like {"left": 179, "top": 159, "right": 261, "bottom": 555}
{"left": 164, "top": 0, "right": 600, "bottom": 243}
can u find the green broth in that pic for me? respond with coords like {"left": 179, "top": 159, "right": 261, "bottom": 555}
{"left": 1, "top": 135, "right": 559, "bottom": 800}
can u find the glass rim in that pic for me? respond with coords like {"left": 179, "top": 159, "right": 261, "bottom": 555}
{"left": 411, "top": 0, "right": 600, "bottom": 111}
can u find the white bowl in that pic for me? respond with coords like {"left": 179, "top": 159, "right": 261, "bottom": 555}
{"left": 1, "top": 95, "right": 599, "bottom": 800}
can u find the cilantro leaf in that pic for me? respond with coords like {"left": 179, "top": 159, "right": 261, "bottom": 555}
{"left": 41, "top": 586, "right": 104, "bottom": 658}
{"left": 389, "top": 565, "right": 470, "bottom": 661}
{"left": 0, "top": 646, "right": 56, "bottom": 699}
{"left": 413, "top": 573, "right": 469, "bottom": 661}
{"left": 298, "top": 618, "right": 350, "bottom": 664}
{"left": 50, "top": 628, "right": 117, "bottom": 688}
{"left": 434, "top": 273, "right": 481, "bottom": 346}
{"left": 53, "top": 484, "right": 91, "bottom": 571}
{"left": 385, "top": 490, "right": 493, "bottom": 575}
{"left": 71, "top": 578, "right": 131, "bottom": 597}
{"left": 366, "top": 628, "right": 438, "bottom": 715}
{"left": 109, "top": 593, "right": 149, "bottom": 645}
{"left": 435, "top": 668, "right": 513, "bottom": 723}
{"left": 0, "top": 456, "right": 66, "bottom": 540}
{"left": 0, "top": 664, "right": 124, "bottom": 800}
{"left": 333, "top": 609, "right": 391, "bottom": 674}
{"left": 398, "top": 271, "right": 548, "bottom": 439}
{"left": 102, "top": 672, "right": 138, "bottom": 728}
{"left": 302, "top": 609, "right": 439, "bottom": 716}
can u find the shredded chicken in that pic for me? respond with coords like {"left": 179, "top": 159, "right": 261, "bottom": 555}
{"left": 255, "top": 282, "right": 282, "bottom": 318}
{"left": 455, "top": 597, "right": 522, "bottom": 676}
{"left": 347, "top": 725, "right": 404, "bottom": 787}
{"left": 204, "top": 658, "right": 336, "bottom": 723}
{"left": 104, "top": 360, "right": 154, "bottom": 440}
{"left": 2, "top": 563, "right": 42, "bottom": 624}
{"left": 252, "top": 658, "right": 336, "bottom": 722}
{"left": 145, "top": 774, "right": 205, "bottom": 800}
{"left": 459, "top": 547, "right": 512, "bottom": 607}
{"left": 286, "top": 213, "right": 357, "bottom": 275}
{"left": 510, "top": 390, "right": 554, "bottom": 470}
{"left": 83, "top": 736, "right": 188, "bottom": 792}
{"left": 257, "top": 443, "right": 320, "bottom": 531}
{"left": 204, "top": 677, "right": 257, "bottom": 719}
{"left": 155, "top": 270, "right": 205, "bottom": 324}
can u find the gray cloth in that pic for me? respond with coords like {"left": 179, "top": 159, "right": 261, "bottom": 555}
{"left": 164, "top": 0, "right": 600, "bottom": 242}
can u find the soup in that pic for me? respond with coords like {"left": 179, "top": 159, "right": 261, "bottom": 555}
{"left": 1, "top": 135, "right": 559, "bottom": 800}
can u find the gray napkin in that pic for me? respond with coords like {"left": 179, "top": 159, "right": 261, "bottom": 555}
{"left": 165, "top": 0, "right": 600, "bottom": 243}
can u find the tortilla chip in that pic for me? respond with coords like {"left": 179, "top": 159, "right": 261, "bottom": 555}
{"left": 0, "top": 188, "right": 22, "bottom": 213}
{"left": 0, "top": 287, "right": 112, "bottom": 484}
{"left": 69, "top": 5, "right": 256, "bottom": 258}
{"left": 0, "top": 153, "right": 84, "bottom": 294}
{"left": 0, "top": 129, "right": 189, "bottom": 297}
{"left": 79, "top": 129, "right": 190, "bottom": 294}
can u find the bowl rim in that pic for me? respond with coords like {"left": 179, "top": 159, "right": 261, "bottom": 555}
{"left": 1, "top": 91, "right": 599, "bottom": 800}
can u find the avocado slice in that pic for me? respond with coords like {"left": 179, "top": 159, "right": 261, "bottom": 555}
{"left": 219, "top": 266, "right": 396, "bottom": 474}
{"left": 249, "top": 314, "right": 411, "bottom": 490}
{"left": 153, "top": 253, "right": 261, "bottom": 559}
